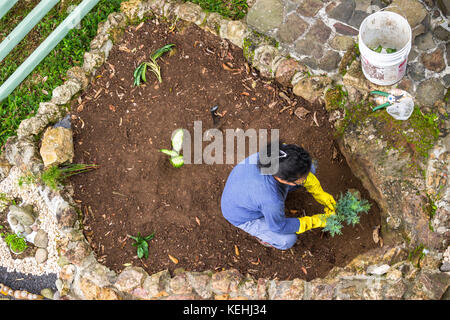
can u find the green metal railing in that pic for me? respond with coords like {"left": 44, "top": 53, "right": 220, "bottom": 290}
{"left": 0, "top": 0, "right": 100, "bottom": 102}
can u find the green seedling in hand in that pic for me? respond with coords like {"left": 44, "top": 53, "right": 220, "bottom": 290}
{"left": 323, "top": 191, "right": 371, "bottom": 237}
{"left": 160, "top": 128, "right": 184, "bottom": 168}
{"left": 129, "top": 232, "right": 155, "bottom": 259}
{"left": 134, "top": 44, "right": 175, "bottom": 85}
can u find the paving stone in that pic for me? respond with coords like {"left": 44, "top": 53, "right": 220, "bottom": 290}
{"left": 301, "top": 57, "right": 319, "bottom": 69}
{"left": 407, "top": 62, "right": 425, "bottom": 81}
{"left": 421, "top": 48, "right": 446, "bottom": 72}
{"left": 334, "top": 22, "right": 359, "bottom": 36}
{"left": 296, "top": 0, "right": 324, "bottom": 17}
{"left": 307, "top": 19, "right": 332, "bottom": 42}
{"left": 416, "top": 78, "right": 445, "bottom": 107}
{"left": 319, "top": 50, "right": 341, "bottom": 71}
{"left": 443, "top": 74, "right": 450, "bottom": 87}
{"left": 386, "top": 0, "right": 427, "bottom": 29}
{"left": 295, "top": 35, "right": 324, "bottom": 59}
{"left": 433, "top": 25, "right": 450, "bottom": 42}
{"left": 328, "top": 0, "right": 356, "bottom": 23}
{"left": 277, "top": 14, "right": 309, "bottom": 44}
{"left": 246, "top": 0, "right": 284, "bottom": 33}
{"left": 414, "top": 32, "right": 436, "bottom": 51}
{"left": 330, "top": 35, "right": 355, "bottom": 51}
{"left": 348, "top": 10, "right": 369, "bottom": 29}
{"left": 356, "top": 0, "right": 372, "bottom": 11}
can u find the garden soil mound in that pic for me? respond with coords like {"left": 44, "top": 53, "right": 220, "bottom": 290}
{"left": 69, "top": 19, "right": 381, "bottom": 281}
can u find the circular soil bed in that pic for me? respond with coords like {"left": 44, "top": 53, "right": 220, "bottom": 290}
{"left": 69, "top": 19, "right": 381, "bottom": 281}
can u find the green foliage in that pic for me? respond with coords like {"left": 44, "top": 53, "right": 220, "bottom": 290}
{"left": 0, "top": 0, "right": 125, "bottom": 148}
{"left": 41, "top": 163, "right": 98, "bottom": 190}
{"left": 18, "top": 172, "right": 38, "bottom": 187}
{"left": 2, "top": 232, "right": 28, "bottom": 253}
{"left": 185, "top": 0, "right": 248, "bottom": 20}
{"left": 160, "top": 129, "right": 184, "bottom": 168}
{"left": 323, "top": 191, "right": 371, "bottom": 237}
{"left": 134, "top": 44, "right": 175, "bottom": 85}
{"left": 129, "top": 232, "right": 155, "bottom": 259}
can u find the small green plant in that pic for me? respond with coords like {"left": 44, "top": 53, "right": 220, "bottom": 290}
{"left": 41, "top": 163, "right": 98, "bottom": 190}
{"left": 160, "top": 129, "right": 184, "bottom": 168}
{"left": 128, "top": 232, "right": 155, "bottom": 259}
{"left": 2, "top": 232, "right": 28, "bottom": 254}
{"left": 134, "top": 44, "right": 175, "bottom": 85}
{"left": 18, "top": 173, "right": 37, "bottom": 187}
{"left": 323, "top": 191, "right": 372, "bottom": 237}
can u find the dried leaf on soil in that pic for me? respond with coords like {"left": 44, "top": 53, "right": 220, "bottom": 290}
{"left": 168, "top": 254, "right": 179, "bottom": 264}
{"left": 294, "top": 107, "right": 310, "bottom": 119}
{"left": 234, "top": 245, "right": 239, "bottom": 256}
{"left": 301, "top": 267, "right": 308, "bottom": 275}
{"left": 312, "top": 112, "right": 320, "bottom": 127}
{"left": 195, "top": 217, "right": 200, "bottom": 226}
{"left": 373, "top": 225, "right": 380, "bottom": 244}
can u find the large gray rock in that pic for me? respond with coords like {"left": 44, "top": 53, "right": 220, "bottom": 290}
{"left": 246, "top": 0, "right": 284, "bottom": 33}
{"left": 8, "top": 205, "right": 35, "bottom": 227}
{"left": 4, "top": 136, "right": 43, "bottom": 174}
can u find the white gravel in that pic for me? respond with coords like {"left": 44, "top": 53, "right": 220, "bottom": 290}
{"left": 0, "top": 167, "right": 61, "bottom": 276}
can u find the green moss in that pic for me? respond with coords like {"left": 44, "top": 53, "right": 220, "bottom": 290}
{"left": 336, "top": 101, "right": 440, "bottom": 172}
{"left": 242, "top": 30, "right": 278, "bottom": 63}
{"left": 325, "top": 85, "right": 348, "bottom": 111}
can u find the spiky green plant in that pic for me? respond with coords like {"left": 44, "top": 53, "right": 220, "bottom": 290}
{"left": 41, "top": 163, "right": 98, "bottom": 190}
{"left": 134, "top": 44, "right": 175, "bottom": 85}
{"left": 323, "top": 191, "right": 371, "bottom": 237}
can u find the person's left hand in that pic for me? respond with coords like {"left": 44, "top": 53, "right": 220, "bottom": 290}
{"left": 316, "top": 191, "right": 336, "bottom": 211}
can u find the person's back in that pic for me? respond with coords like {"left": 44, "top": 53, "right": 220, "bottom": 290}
{"left": 220, "top": 143, "right": 336, "bottom": 250}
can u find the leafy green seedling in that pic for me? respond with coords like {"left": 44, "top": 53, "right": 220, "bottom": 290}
{"left": 3, "top": 232, "right": 28, "bottom": 254}
{"left": 323, "top": 191, "right": 371, "bottom": 237}
{"left": 160, "top": 128, "right": 184, "bottom": 168}
{"left": 128, "top": 232, "right": 155, "bottom": 259}
{"left": 134, "top": 44, "right": 175, "bottom": 85}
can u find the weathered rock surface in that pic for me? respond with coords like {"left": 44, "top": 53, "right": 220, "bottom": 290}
{"left": 39, "top": 127, "right": 74, "bottom": 167}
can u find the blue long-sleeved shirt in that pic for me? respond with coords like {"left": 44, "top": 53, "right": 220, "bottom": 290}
{"left": 220, "top": 153, "right": 301, "bottom": 234}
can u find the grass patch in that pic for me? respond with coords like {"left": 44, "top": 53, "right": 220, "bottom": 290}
{"left": 185, "top": 0, "right": 248, "bottom": 20}
{"left": 0, "top": 0, "right": 125, "bottom": 148}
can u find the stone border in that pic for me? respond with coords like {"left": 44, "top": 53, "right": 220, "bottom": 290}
{"left": 0, "top": 0, "right": 448, "bottom": 300}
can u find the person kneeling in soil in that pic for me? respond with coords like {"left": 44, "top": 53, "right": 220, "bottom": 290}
{"left": 221, "top": 143, "right": 336, "bottom": 250}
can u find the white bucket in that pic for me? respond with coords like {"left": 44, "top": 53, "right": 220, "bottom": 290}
{"left": 358, "top": 11, "right": 412, "bottom": 86}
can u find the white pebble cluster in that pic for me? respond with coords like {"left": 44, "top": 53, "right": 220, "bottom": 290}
{"left": 0, "top": 167, "right": 61, "bottom": 276}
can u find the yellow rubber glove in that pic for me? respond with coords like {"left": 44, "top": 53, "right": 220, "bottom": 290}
{"left": 302, "top": 172, "right": 336, "bottom": 210}
{"left": 296, "top": 208, "right": 335, "bottom": 234}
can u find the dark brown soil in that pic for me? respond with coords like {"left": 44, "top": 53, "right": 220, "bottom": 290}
{"left": 69, "top": 19, "right": 381, "bottom": 281}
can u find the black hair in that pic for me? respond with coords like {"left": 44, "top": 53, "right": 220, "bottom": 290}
{"left": 257, "top": 141, "right": 312, "bottom": 182}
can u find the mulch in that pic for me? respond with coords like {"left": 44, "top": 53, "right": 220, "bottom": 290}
{"left": 69, "top": 19, "right": 381, "bottom": 281}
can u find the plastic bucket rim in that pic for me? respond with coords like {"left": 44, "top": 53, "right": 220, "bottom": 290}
{"left": 359, "top": 10, "right": 412, "bottom": 62}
